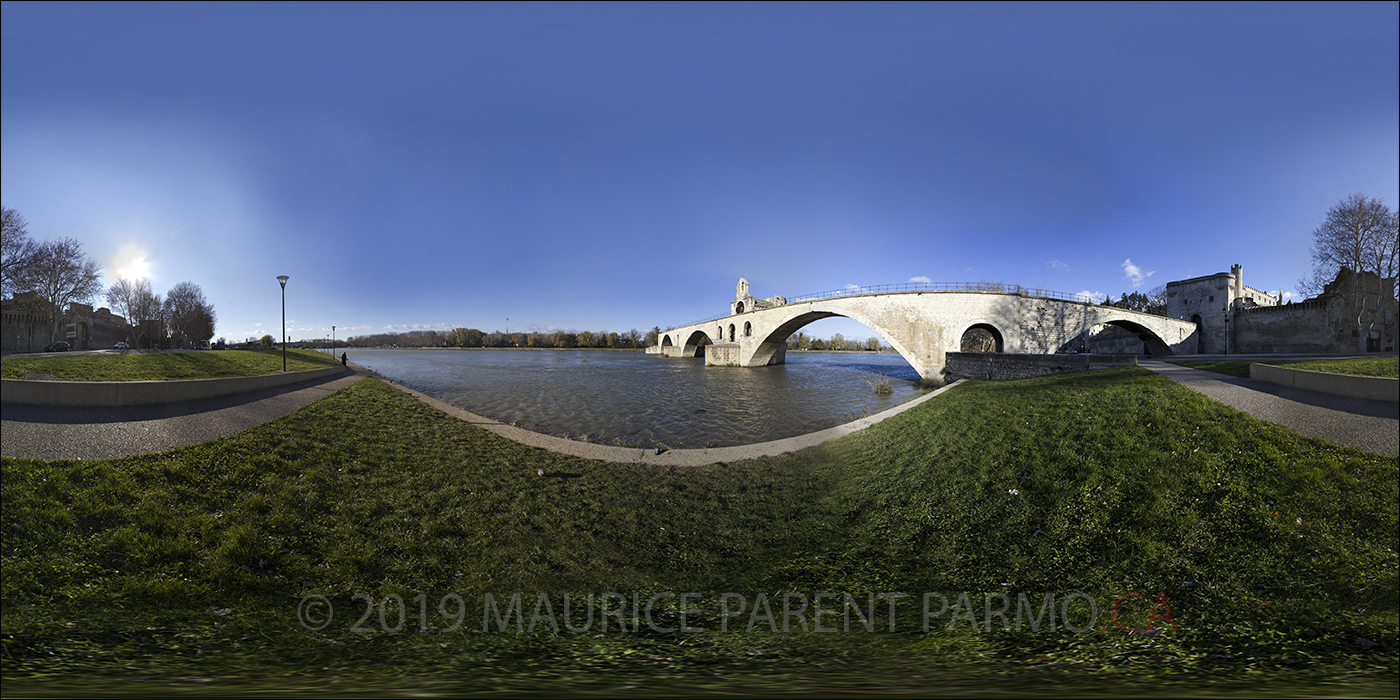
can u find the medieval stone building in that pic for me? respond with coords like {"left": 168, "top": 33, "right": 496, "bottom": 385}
{"left": 2, "top": 292, "right": 53, "bottom": 352}
{"left": 1167, "top": 265, "right": 1395, "bottom": 354}
{"left": 731, "top": 278, "right": 788, "bottom": 316}
{"left": 1, "top": 293, "right": 134, "bottom": 352}
{"left": 1231, "top": 268, "right": 1396, "bottom": 354}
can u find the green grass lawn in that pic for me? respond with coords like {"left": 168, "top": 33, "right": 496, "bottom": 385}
{"left": 0, "top": 348, "right": 342, "bottom": 381}
{"left": 1170, "top": 356, "right": 1399, "bottom": 379}
{"left": 1270, "top": 357, "right": 1399, "bottom": 378}
{"left": 2, "top": 369, "right": 1395, "bottom": 696}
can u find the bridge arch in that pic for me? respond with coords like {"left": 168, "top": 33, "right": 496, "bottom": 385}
{"left": 1101, "top": 319, "right": 1172, "bottom": 356}
{"left": 959, "top": 322, "right": 1006, "bottom": 353}
{"left": 750, "top": 305, "right": 929, "bottom": 378}
{"left": 661, "top": 334, "right": 674, "bottom": 348}
{"left": 681, "top": 329, "right": 712, "bottom": 357}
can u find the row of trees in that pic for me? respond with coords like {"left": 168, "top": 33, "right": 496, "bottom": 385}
{"left": 346, "top": 327, "right": 657, "bottom": 349}
{"left": 1101, "top": 288, "right": 1167, "bottom": 314}
{"left": 785, "top": 332, "right": 885, "bottom": 351}
{"left": 2, "top": 206, "right": 217, "bottom": 347}
{"left": 2, "top": 209, "right": 103, "bottom": 344}
{"left": 105, "top": 277, "right": 217, "bottom": 348}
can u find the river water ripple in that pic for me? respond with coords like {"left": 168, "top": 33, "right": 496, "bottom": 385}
{"left": 348, "top": 348, "right": 925, "bottom": 449}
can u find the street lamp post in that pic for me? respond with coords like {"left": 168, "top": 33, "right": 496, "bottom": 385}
{"left": 332, "top": 325, "right": 336, "bottom": 357}
{"left": 278, "top": 276, "right": 289, "bottom": 371}
{"left": 1222, "top": 306, "right": 1229, "bottom": 357}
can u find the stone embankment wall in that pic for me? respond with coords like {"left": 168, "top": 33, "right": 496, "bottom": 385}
{"left": 945, "top": 352, "right": 1138, "bottom": 380}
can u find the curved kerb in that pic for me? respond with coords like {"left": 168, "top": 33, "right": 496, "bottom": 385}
{"left": 383, "top": 377, "right": 968, "bottom": 466}
{"left": 1, "top": 366, "right": 350, "bottom": 407}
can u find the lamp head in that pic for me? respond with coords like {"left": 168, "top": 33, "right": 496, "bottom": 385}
{"left": 277, "top": 275, "right": 289, "bottom": 288}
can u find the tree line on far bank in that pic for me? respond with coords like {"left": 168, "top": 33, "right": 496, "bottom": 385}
{"left": 344, "top": 327, "right": 656, "bottom": 349}
{"left": 339, "top": 327, "right": 901, "bottom": 353}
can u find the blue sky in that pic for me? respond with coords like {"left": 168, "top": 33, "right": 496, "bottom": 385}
{"left": 3, "top": 2, "right": 1397, "bottom": 343}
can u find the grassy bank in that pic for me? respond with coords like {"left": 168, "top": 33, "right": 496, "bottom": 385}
{"left": 2, "top": 369, "right": 1395, "bottom": 695}
{"left": 0, "top": 348, "right": 342, "bottom": 381}
{"left": 1270, "top": 357, "right": 1399, "bottom": 378}
{"left": 1170, "top": 356, "right": 1399, "bottom": 379}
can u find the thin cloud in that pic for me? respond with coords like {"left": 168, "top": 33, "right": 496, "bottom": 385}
{"left": 909, "top": 275, "right": 931, "bottom": 284}
{"left": 1122, "top": 258, "right": 1154, "bottom": 288}
{"left": 1046, "top": 260, "right": 1070, "bottom": 271}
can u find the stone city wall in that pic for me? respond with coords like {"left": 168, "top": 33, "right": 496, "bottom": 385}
{"left": 944, "top": 352, "right": 1138, "bottom": 381}
{"left": 1232, "top": 301, "right": 1344, "bottom": 354}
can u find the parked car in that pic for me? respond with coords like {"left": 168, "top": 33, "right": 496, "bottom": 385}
{"left": 44, "top": 342, "right": 70, "bottom": 352}
{"left": 114, "top": 342, "right": 130, "bottom": 350}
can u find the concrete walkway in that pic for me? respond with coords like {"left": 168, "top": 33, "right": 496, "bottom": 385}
{"left": 1, "top": 365, "right": 367, "bottom": 461}
{"left": 1140, "top": 359, "right": 1398, "bottom": 457}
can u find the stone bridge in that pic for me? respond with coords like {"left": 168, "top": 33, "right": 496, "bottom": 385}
{"left": 652, "top": 279, "right": 1200, "bottom": 379}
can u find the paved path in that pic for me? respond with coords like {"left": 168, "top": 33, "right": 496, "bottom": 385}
{"left": 1, "top": 365, "right": 368, "bottom": 461}
{"left": 1140, "top": 359, "right": 1398, "bottom": 457}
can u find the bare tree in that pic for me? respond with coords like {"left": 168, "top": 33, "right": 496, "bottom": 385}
{"left": 130, "top": 286, "right": 163, "bottom": 347}
{"left": 14, "top": 237, "right": 103, "bottom": 344}
{"left": 1299, "top": 193, "right": 1399, "bottom": 351}
{"left": 105, "top": 277, "right": 144, "bottom": 325}
{"left": 1145, "top": 285, "right": 1168, "bottom": 315}
{"left": 127, "top": 279, "right": 158, "bottom": 321}
{"left": 1, "top": 206, "right": 39, "bottom": 299}
{"left": 163, "top": 281, "right": 216, "bottom": 347}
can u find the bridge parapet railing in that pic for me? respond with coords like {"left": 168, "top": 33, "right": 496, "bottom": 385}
{"left": 675, "top": 282, "right": 1177, "bottom": 328}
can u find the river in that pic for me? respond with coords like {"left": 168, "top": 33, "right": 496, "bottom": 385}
{"left": 347, "top": 348, "right": 926, "bottom": 449}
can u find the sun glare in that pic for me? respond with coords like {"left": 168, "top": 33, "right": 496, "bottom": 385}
{"left": 116, "top": 255, "right": 151, "bottom": 280}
